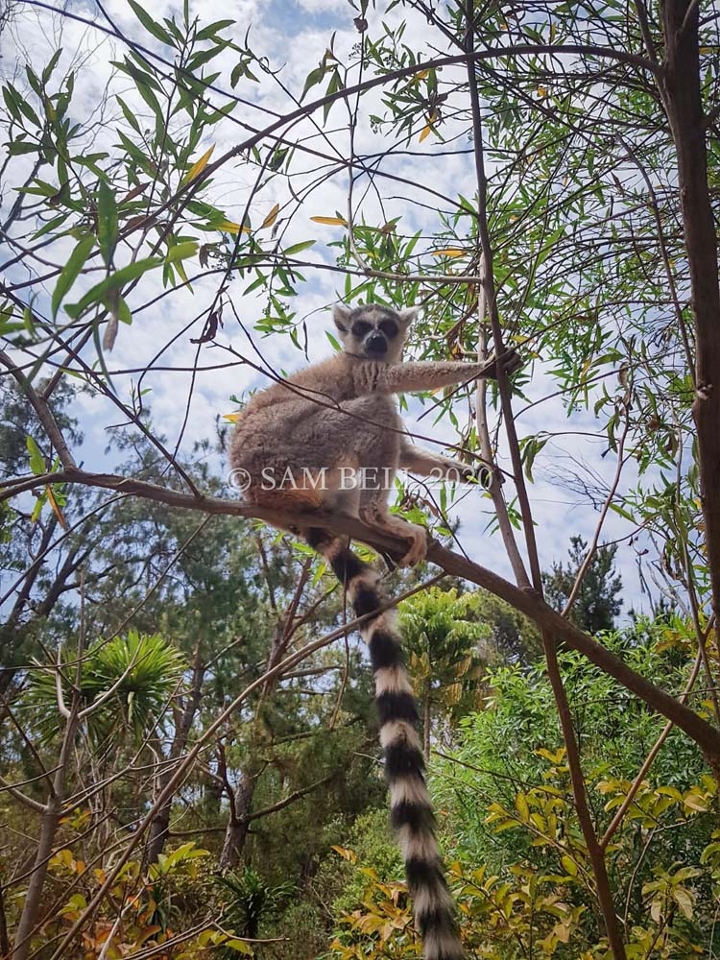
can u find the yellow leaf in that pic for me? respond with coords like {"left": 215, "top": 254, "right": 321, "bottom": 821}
{"left": 262, "top": 202, "right": 280, "bottom": 229}
{"left": 537, "top": 86, "right": 547, "bottom": 97}
{"left": 514, "top": 793, "right": 530, "bottom": 822}
{"left": 673, "top": 887, "right": 694, "bottom": 919}
{"left": 683, "top": 791, "right": 709, "bottom": 812}
{"left": 332, "top": 845, "right": 357, "bottom": 863}
{"left": 419, "top": 123, "right": 433, "bottom": 142}
{"left": 223, "top": 412, "right": 242, "bottom": 422}
{"left": 433, "top": 248, "right": 465, "bottom": 258}
{"left": 223, "top": 939, "right": 254, "bottom": 954}
{"left": 218, "top": 220, "right": 251, "bottom": 235}
{"left": 183, "top": 145, "right": 215, "bottom": 184}
{"left": 415, "top": 69, "right": 429, "bottom": 80}
{"left": 310, "top": 216, "right": 347, "bottom": 226}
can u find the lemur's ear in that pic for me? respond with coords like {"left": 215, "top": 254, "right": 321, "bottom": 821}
{"left": 332, "top": 304, "right": 351, "bottom": 335}
{"left": 398, "top": 307, "right": 419, "bottom": 327}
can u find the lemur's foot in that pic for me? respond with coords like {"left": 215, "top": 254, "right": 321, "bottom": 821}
{"left": 358, "top": 507, "right": 427, "bottom": 568}
{"left": 398, "top": 526, "right": 427, "bottom": 567}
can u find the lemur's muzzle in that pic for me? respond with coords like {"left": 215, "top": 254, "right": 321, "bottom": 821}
{"left": 366, "top": 333, "right": 388, "bottom": 355}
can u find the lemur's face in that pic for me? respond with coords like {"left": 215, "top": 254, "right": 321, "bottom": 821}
{"left": 332, "top": 304, "right": 417, "bottom": 363}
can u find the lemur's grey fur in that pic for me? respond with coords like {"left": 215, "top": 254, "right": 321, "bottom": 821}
{"left": 230, "top": 303, "right": 519, "bottom": 960}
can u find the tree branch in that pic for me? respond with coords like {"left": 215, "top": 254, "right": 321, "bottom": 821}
{"left": 4, "top": 466, "right": 719, "bottom": 760}
{"left": 246, "top": 775, "right": 333, "bottom": 822}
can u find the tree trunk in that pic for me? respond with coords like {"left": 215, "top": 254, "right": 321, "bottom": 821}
{"left": 219, "top": 772, "right": 256, "bottom": 870}
{"left": 12, "top": 705, "right": 77, "bottom": 960}
{"left": 218, "top": 611, "right": 296, "bottom": 871}
{"left": 11, "top": 798, "right": 61, "bottom": 960}
{"left": 143, "top": 650, "right": 204, "bottom": 867}
{"left": 661, "top": 1, "right": 720, "bottom": 621}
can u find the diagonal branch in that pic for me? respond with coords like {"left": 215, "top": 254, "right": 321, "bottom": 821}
{"left": 3, "top": 465, "right": 719, "bottom": 760}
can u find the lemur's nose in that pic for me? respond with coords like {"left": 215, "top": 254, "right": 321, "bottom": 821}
{"left": 366, "top": 333, "right": 387, "bottom": 355}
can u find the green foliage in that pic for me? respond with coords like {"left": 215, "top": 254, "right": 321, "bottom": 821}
{"left": 440, "top": 621, "right": 716, "bottom": 956}
{"left": 400, "top": 587, "right": 491, "bottom": 751}
{"left": 217, "top": 867, "right": 293, "bottom": 942}
{"left": 543, "top": 536, "right": 623, "bottom": 635}
{"left": 33, "top": 839, "right": 255, "bottom": 959}
{"left": 25, "top": 630, "right": 185, "bottom": 743}
{"left": 329, "top": 810, "right": 403, "bottom": 916}
{"left": 327, "top": 620, "right": 717, "bottom": 958}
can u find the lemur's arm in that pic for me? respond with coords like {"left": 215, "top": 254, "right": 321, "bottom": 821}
{"left": 357, "top": 349, "right": 521, "bottom": 395}
{"left": 399, "top": 442, "right": 492, "bottom": 485}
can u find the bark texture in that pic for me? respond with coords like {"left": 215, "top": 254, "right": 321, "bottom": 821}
{"left": 661, "top": 1, "right": 720, "bottom": 620}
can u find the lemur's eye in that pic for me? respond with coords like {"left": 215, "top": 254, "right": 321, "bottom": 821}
{"left": 379, "top": 320, "right": 398, "bottom": 338}
{"left": 351, "top": 321, "right": 372, "bottom": 337}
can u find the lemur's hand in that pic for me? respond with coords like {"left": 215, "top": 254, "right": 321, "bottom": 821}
{"left": 483, "top": 348, "right": 522, "bottom": 379}
{"left": 457, "top": 463, "right": 493, "bottom": 487}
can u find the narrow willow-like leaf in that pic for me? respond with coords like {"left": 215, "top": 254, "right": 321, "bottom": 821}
{"left": 51, "top": 234, "right": 94, "bottom": 318}
{"left": 65, "top": 257, "right": 162, "bottom": 319}
{"left": 127, "top": 0, "right": 175, "bottom": 46}
{"left": 310, "top": 216, "right": 347, "bottom": 226}
{"left": 26, "top": 435, "right": 45, "bottom": 475}
{"left": 183, "top": 145, "right": 215, "bottom": 184}
{"left": 97, "top": 180, "right": 118, "bottom": 266}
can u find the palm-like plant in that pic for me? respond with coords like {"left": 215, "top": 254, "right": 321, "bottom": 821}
{"left": 25, "top": 630, "right": 185, "bottom": 745}
{"left": 217, "top": 867, "right": 293, "bottom": 944}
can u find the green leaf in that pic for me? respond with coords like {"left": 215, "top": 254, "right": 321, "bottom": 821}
{"left": 117, "top": 295, "right": 132, "bottom": 325}
{"left": 31, "top": 493, "right": 45, "bottom": 523}
{"left": 116, "top": 96, "right": 141, "bottom": 133}
{"left": 134, "top": 81, "right": 164, "bottom": 128}
{"left": 609, "top": 502, "right": 635, "bottom": 523}
{"left": 42, "top": 48, "right": 64, "bottom": 83}
{"left": 13, "top": 88, "right": 41, "bottom": 127}
{"left": 0, "top": 302, "right": 23, "bottom": 337}
{"left": 23, "top": 307, "right": 36, "bottom": 336}
{"left": 222, "top": 940, "right": 253, "bottom": 955}
{"left": 186, "top": 46, "right": 224, "bottom": 72}
{"left": 195, "top": 19, "right": 235, "bottom": 40}
{"left": 32, "top": 214, "right": 69, "bottom": 241}
{"left": 2, "top": 85, "right": 22, "bottom": 122}
{"left": 283, "top": 239, "right": 316, "bottom": 256}
{"left": 109, "top": 59, "right": 162, "bottom": 91}
{"left": 300, "top": 66, "right": 324, "bottom": 101}
{"left": 26, "top": 436, "right": 45, "bottom": 475}
{"left": 52, "top": 234, "right": 95, "bottom": 318}
{"left": 127, "top": 0, "right": 175, "bottom": 46}
{"left": 165, "top": 241, "right": 198, "bottom": 263}
{"left": 97, "top": 181, "right": 119, "bottom": 266}
{"left": 65, "top": 257, "right": 162, "bottom": 319}
{"left": 323, "top": 68, "right": 343, "bottom": 122}
{"left": 6, "top": 140, "right": 39, "bottom": 156}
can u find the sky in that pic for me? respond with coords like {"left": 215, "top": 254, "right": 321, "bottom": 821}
{"left": 0, "top": 0, "right": 658, "bottom": 618}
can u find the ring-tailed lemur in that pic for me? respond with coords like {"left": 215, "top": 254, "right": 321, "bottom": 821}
{"left": 230, "top": 303, "right": 520, "bottom": 960}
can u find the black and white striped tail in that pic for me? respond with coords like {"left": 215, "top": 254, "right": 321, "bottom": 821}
{"left": 307, "top": 529, "right": 462, "bottom": 960}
